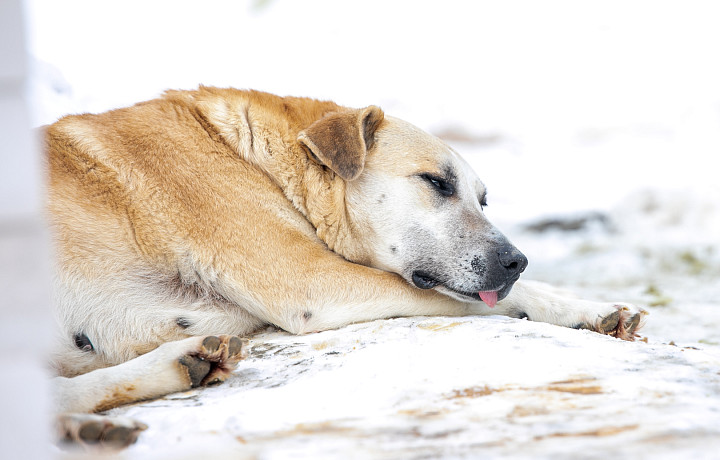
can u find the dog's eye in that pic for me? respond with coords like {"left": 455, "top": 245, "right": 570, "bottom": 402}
{"left": 479, "top": 193, "right": 488, "bottom": 210}
{"left": 421, "top": 174, "right": 455, "bottom": 197}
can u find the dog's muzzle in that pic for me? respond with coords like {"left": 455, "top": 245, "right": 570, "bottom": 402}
{"left": 410, "top": 244, "right": 528, "bottom": 301}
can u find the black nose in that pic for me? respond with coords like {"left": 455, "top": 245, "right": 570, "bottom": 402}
{"left": 498, "top": 246, "right": 528, "bottom": 278}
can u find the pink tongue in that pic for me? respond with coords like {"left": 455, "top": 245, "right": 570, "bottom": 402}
{"left": 479, "top": 291, "right": 498, "bottom": 308}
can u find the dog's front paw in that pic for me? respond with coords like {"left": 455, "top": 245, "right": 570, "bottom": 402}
{"left": 178, "top": 335, "right": 249, "bottom": 387}
{"left": 57, "top": 413, "right": 147, "bottom": 450}
{"left": 577, "top": 304, "right": 648, "bottom": 341}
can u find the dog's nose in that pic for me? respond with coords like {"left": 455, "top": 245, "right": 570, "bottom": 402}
{"left": 498, "top": 246, "right": 528, "bottom": 278}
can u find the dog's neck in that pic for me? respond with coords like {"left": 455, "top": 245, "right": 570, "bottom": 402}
{"left": 190, "top": 88, "right": 370, "bottom": 264}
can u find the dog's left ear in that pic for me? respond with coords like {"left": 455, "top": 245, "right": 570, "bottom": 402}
{"left": 298, "top": 106, "right": 384, "bottom": 181}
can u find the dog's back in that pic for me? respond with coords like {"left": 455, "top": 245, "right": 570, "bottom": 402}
{"left": 46, "top": 88, "right": 338, "bottom": 377}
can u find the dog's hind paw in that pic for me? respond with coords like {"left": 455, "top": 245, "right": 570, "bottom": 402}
{"left": 178, "top": 335, "right": 249, "bottom": 387}
{"left": 57, "top": 413, "right": 147, "bottom": 449}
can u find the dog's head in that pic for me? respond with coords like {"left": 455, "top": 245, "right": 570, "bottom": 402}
{"left": 298, "top": 106, "right": 527, "bottom": 305}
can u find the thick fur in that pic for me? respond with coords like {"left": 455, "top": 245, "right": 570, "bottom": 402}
{"left": 46, "top": 88, "right": 645, "bottom": 443}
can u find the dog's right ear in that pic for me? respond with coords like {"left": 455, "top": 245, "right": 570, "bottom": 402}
{"left": 297, "top": 106, "right": 384, "bottom": 181}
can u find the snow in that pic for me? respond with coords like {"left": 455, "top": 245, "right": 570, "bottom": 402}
{"left": 23, "top": 0, "right": 720, "bottom": 458}
{"left": 110, "top": 317, "right": 720, "bottom": 460}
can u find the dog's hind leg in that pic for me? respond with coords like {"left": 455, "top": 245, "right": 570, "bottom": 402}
{"left": 55, "top": 335, "right": 248, "bottom": 447}
{"left": 56, "top": 335, "right": 248, "bottom": 413}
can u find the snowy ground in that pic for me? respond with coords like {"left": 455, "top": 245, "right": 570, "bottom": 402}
{"left": 22, "top": 0, "right": 720, "bottom": 458}
{"left": 100, "top": 316, "right": 720, "bottom": 460}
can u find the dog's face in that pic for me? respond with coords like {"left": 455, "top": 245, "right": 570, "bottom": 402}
{"left": 299, "top": 108, "right": 527, "bottom": 305}
{"left": 346, "top": 117, "right": 527, "bottom": 305}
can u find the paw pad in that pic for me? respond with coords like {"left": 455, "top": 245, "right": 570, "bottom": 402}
{"left": 228, "top": 336, "right": 244, "bottom": 357}
{"left": 201, "top": 336, "right": 222, "bottom": 353}
{"left": 598, "top": 310, "right": 620, "bottom": 334}
{"left": 178, "top": 355, "right": 212, "bottom": 388}
{"left": 58, "top": 414, "right": 147, "bottom": 449}
{"left": 178, "top": 335, "right": 248, "bottom": 387}
{"left": 596, "top": 305, "right": 648, "bottom": 341}
{"left": 625, "top": 313, "right": 642, "bottom": 335}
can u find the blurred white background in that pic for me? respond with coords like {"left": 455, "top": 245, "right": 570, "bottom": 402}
{"left": 24, "top": 0, "right": 720, "bottom": 220}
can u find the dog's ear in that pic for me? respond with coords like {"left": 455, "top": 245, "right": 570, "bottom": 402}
{"left": 298, "top": 106, "right": 384, "bottom": 181}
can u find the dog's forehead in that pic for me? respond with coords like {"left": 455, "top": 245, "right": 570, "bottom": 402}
{"left": 376, "top": 116, "right": 485, "bottom": 191}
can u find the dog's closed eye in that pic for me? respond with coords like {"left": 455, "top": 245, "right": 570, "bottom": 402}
{"left": 479, "top": 192, "right": 488, "bottom": 210}
{"left": 421, "top": 173, "right": 455, "bottom": 197}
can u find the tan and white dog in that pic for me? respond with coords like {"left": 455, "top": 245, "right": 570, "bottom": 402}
{"left": 46, "top": 87, "right": 645, "bottom": 447}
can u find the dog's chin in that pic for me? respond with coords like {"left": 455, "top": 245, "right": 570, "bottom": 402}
{"left": 409, "top": 270, "right": 519, "bottom": 304}
{"left": 435, "top": 283, "right": 514, "bottom": 304}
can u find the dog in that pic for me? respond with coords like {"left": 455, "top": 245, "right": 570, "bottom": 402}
{"left": 46, "top": 87, "right": 645, "bottom": 447}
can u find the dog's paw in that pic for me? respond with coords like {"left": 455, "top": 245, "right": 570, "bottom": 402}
{"left": 178, "top": 335, "right": 249, "bottom": 387}
{"left": 57, "top": 413, "right": 147, "bottom": 449}
{"left": 576, "top": 304, "right": 648, "bottom": 341}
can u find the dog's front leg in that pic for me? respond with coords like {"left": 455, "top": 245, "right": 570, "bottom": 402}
{"left": 491, "top": 280, "right": 647, "bottom": 340}
{"left": 217, "top": 253, "right": 476, "bottom": 335}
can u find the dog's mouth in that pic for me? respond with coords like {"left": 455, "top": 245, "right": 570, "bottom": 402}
{"left": 411, "top": 271, "right": 443, "bottom": 290}
{"left": 411, "top": 270, "right": 518, "bottom": 307}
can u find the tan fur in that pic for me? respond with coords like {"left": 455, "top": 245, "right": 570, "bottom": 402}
{"left": 47, "top": 88, "right": 645, "bottom": 428}
{"left": 47, "top": 88, "right": 461, "bottom": 378}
